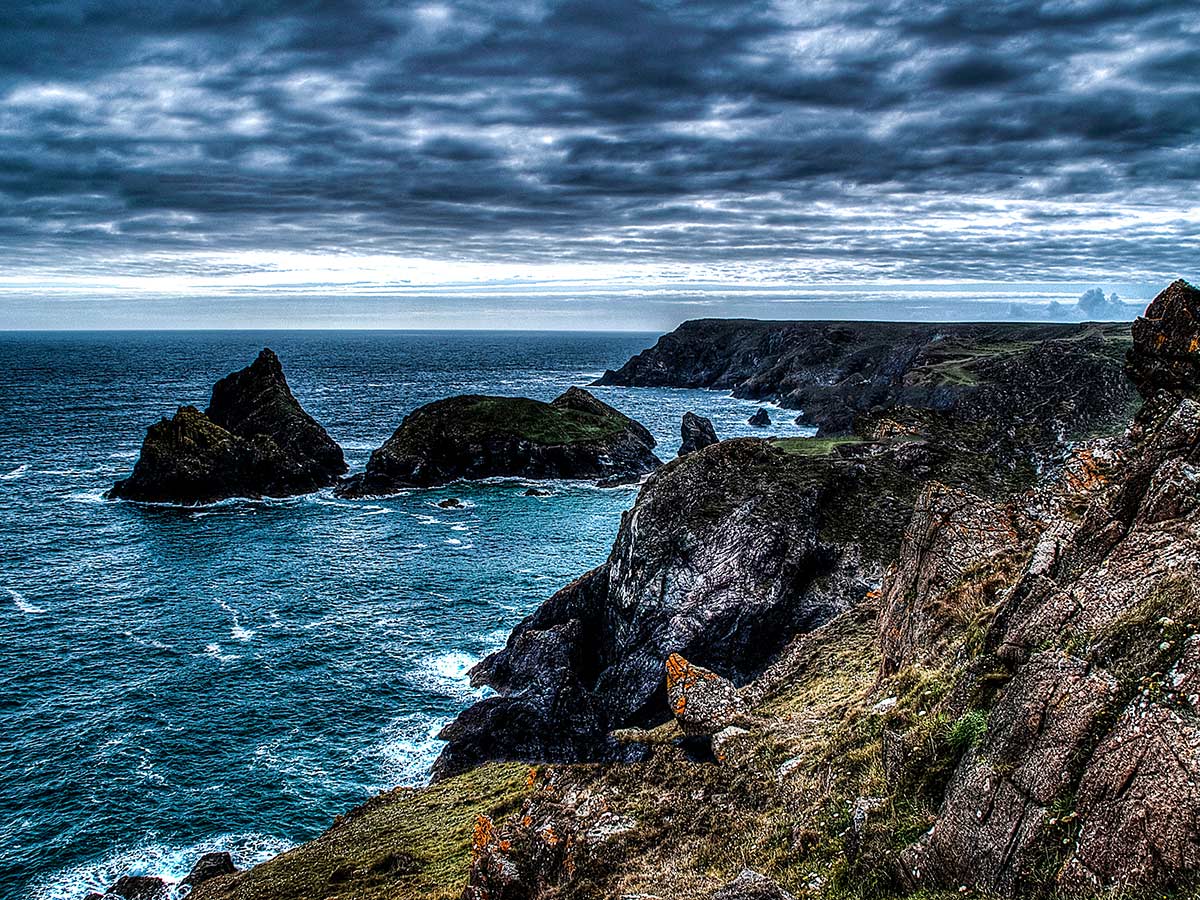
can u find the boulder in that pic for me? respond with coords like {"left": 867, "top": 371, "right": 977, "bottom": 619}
{"left": 337, "top": 388, "right": 660, "bottom": 496}
{"left": 438, "top": 497, "right": 463, "bottom": 509}
{"left": 108, "top": 349, "right": 346, "bottom": 504}
{"left": 678, "top": 412, "right": 718, "bottom": 456}
{"left": 181, "top": 851, "right": 236, "bottom": 889}
{"left": 524, "top": 488, "right": 552, "bottom": 497}
{"left": 748, "top": 408, "right": 772, "bottom": 427}
{"left": 664, "top": 654, "right": 744, "bottom": 737}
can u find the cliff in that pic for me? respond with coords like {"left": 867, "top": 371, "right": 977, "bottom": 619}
{"left": 337, "top": 387, "right": 660, "bottom": 496}
{"left": 596, "top": 319, "right": 1136, "bottom": 436}
{"left": 183, "top": 282, "right": 1200, "bottom": 900}
{"left": 108, "top": 349, "right": 346, "bottom": 504}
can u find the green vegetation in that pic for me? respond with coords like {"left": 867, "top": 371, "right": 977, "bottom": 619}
{"left": 772, "top": 436, "right": 865, "bottom": 456}
{"left": 193, "top": 763, "right": 532, "bottom": 900}
{"left": 416, "top": 395, "right": 628, "bottom": 445}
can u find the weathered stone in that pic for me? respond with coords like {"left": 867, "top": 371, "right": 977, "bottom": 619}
{"left": 678, "top": 411, "right": 718, "bottom": 456}
{"left": 1126, "top": 279, "right": 1200, "bottom": 400}
{"left": 748, "top": 408, "right": 772, "bottom": 427}
{"left": 902, "top": 654, "right": 1119, "bottom": 895}
{"left": 182, "top": 851, "right": 237, "bottom": 890}
{"left": 665, "top": 654, "right": 744, "bottom": 737}
{"left": 108, "top": 349, "right": 346, "bottom": 503}
{"left": 338, "top": 388, "right": 660, "bottom": 496}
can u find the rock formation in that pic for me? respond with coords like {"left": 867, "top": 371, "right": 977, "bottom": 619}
{"left": 108, "top": 349, "right": 346, "bottom": 504}
{"left": 678, "top": 411, "right": 718, "bottom": 456}
{"left": 597, "top": 319, "right": 1136, "bottom": 439}
{"left": 748, "top": 407, "right": 771, "bottom": 427}
{"left": 187, "top": 282, "right": 1200, "bottom": 900}
{"left": 337, "top": 387, "right": 659, "bottom": 496}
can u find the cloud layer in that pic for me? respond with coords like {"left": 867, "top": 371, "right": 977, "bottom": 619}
{"left": 0, "top": 0, "right": 1196, "bottom": 321}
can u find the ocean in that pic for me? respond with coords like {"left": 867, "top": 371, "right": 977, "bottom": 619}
{"left": 0, "top": 331, "right": 813, "bottom": 899}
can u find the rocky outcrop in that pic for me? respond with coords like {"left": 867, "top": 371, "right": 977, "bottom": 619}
{"left": 596, "top": 319, "right": 1135, "bottom": 438}
{"left": 1126, "top": 278, "right": 1200, "bottom": 399}
{"left": 887, "top": 280, "right": 1200, "bottom": 897}
{"left": 337, "top": 388, "right": 659, "bottom": 496}
{"left": 108, "top": 349, "right": 346, "bottom": 504}
{"left": 665, "top": 654, "right": 745, "bottom": 737}
{"left": 748, "top": 408, "right": 771, "bottom": 427}
{"left": 434, "top": 436, "right": 937, "bottom": 779}
{"left": 678, "top": 412, "right": 718, "bottom": 456}
{"left": 182, "top": 852, "right": 237, "bottom": 890}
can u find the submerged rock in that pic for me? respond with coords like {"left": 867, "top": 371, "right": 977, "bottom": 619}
{"left": 337, "top": 387, "right": 659, "bottom": 496}
{"left": 678, "top": 411, "right": 719, "bottom": 456}
{"left": 524, "top": 487, "right": 552, "bottom": 497}
{"left": 107, "top": 349, "right": 346, "bottom": 504}
{"left": 748, "top": 407, "right": 772, "bottom": 427}
{"left": 438, "top": 497, "right": 463, "bottom": 509}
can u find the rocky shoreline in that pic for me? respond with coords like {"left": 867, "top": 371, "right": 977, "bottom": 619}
{"left": 99, "top": 282, "right": 1200, "bottom": 900}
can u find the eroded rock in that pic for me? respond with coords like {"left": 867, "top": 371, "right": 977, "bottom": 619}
{"left": 679, "top": 411, "right": 719, "bottom": 456}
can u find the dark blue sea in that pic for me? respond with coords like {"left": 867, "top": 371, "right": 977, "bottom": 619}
{"left": 0, "top": 331, "right": 813, "bottom": 899}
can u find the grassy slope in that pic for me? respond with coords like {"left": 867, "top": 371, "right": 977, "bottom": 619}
{"left": 193, "top": 764, "right": 531, "bottom": 900}
{"left": 400, "top": 395, "right": 628, "bottom": 446}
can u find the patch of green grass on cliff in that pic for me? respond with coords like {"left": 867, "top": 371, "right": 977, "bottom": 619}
{"left": 772, "top": 436, "right": 865, "bottom": 456}
{"left": 191, "top": 763, "right": 531, "bottom": 900}
{"left": 461, "top": 396, "right": 628, "bottom": 444}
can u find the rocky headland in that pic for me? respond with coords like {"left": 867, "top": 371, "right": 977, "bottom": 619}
{"left": 155, "top": 281, "right": 1200, "bottom": 900}
{"left": 336, "top": 387, "right": 661, "bottom": 496}
{"left": 107, "top": 349, "right": 346, "bottom": 504}
{"left": 596, "top": 319, "right": 1136, "bottom": 437}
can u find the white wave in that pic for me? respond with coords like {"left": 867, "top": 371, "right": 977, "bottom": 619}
{"left": 231, "top": 624, "right": 256, "bottom": 642}
{"left": 66, "top": 488, "right": 108, "bottom": 504}
{"left": 406, "top": 650, "right": 486, "bottom": 703}
{"left": 30, "top": 832, "right": 292, "bottom": 900}
{"left": 444, "top": 538, "right": 464, "bottom": 546}
{"left": 450, "top": 523, "right": 470, "bottom": 532}
{"left": 203, "top": 643, "right": 241, "bottom": 663}
{"left": 8, "top": 588, "right": 45, "bottom": 615}
{"left": 1, "top": 464, "right": 29, "bottom": 480}
{"left": 376, "top": 714, "right": 451, "bottom": 787}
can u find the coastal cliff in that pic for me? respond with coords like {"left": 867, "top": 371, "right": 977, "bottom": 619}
{"left": 181, "top": 282, "right": 1200, "bottom": 900}
{"left": 337, "top": 387, "right": 660, "bottom": 496}
{"left": 596, "top": 319, "right": 1136, "bottom": 436}
{"left": 108, "top": 349, "right": 346, "bottom": 504}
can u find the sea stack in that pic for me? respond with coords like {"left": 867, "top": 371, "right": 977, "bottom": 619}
{"left": 337, "top": 387, "right": 660, "bottom": 496}
{"left": 748, "top": 408, "right": 771, "bottom": 427}
{"left": 678, "top": 412, "right": 718, "bottom": 456}
{"left": 108, "top": 349, "right": 346, "bottom": 504}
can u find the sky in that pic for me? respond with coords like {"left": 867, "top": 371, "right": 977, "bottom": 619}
{"left": 1, "top": 0, "right": 1196, "bottom": 329}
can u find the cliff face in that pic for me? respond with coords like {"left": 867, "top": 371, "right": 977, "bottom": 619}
{"left": 337, "top": 387, "right": 660, "bottom": 496}
{"left": 189, "top": 283, "right": 1200, "bottom": 900}
{"left": 597, "top": 319, "right": 1135, "bottom": 437}
{"left": 108, "top": 349, "right": 346, "bottom": 504}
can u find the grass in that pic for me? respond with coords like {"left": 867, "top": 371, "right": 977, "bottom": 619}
{"left": 192, "top": 763, "right": 532, "bottom": 900}
{"left": 772, "top": 436, "right": 865, "bottom": 456}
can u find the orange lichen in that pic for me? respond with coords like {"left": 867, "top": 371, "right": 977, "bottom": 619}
{"left": 471, "top": 814, "right": 496, "bottom": 859}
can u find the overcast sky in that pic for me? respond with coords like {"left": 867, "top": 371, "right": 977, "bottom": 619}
{"left": 1, "top": 0, "right": 1196, "bottom": 328}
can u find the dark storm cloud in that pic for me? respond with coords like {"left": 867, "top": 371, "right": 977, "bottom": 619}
{"left": 0, "top": 0, "right": 1196, "bottom": 286}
